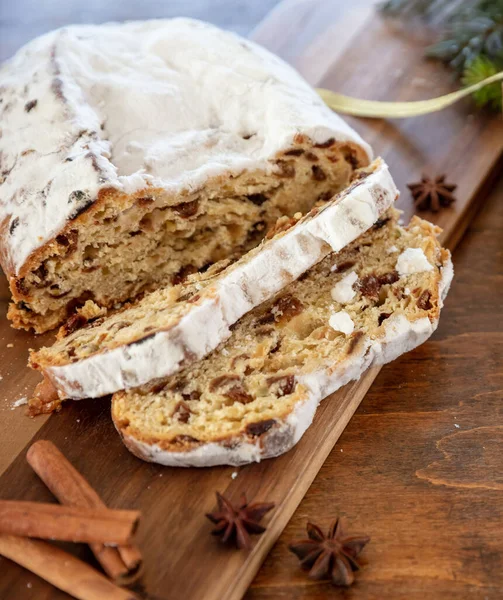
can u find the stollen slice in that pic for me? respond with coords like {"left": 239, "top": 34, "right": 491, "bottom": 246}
{"left": 29, "top": 158, "right": 398, "bottom": 409}
{"left": 112, "top": 208, "right": 453, "bottom": 467}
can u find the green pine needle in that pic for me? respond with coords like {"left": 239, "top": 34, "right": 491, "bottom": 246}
{"left": 380, "top": 0, "right": 503, "bottom": 111}
{"left": 462, "top": 56, "right": 503, "bottom": 110}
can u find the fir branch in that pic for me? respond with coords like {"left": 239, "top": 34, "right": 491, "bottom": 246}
{"left": 461, "top": 55, "right": 502, "bottom": 110}
{"left": 425, "top": 0, "right": 503, "bottom": 71}
{"left": 380, "top": 0, "right": 503, "bottom": 110}
{"left": 380, "top": 0, "right": 478, "bottom": 25}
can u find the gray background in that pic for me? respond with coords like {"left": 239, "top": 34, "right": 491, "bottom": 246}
{"left": 0, "top": 0, "right": 281, "bottom": 61}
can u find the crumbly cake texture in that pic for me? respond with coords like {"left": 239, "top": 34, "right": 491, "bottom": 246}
{"left": 29, "top": 159, "right": 397, "bottom": 404}
{"left": 0, "top": 18, "right": 371, "bottom": 334}
{"left": 112, "top": 209, "right": 453, "bottom": 467}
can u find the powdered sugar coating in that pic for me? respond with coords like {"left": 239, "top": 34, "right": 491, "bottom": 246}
{"left": 116, "top": 253, "right": 453, "bottom": 467}
{"left": 46, "top": 159, "right": 397, "bottom": 399}
{"left": 0, "top": 18, "right": 371, "bottom": 274}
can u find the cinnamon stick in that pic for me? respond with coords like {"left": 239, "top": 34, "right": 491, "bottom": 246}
{"left": 0, "top": 535, "right": 138, "bottom": 600}
{"left": 0, "top": 500, "right": 139, "bottom": 545}
{"left": 27, "top": 440, "right": 142, "bottom": 581}
{"left": 117, "top": 544, "right": 143, "bottom": 575}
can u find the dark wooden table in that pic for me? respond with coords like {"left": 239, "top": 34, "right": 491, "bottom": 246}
{"left": 1, "top": 1, "right": 502, "bottom": 599}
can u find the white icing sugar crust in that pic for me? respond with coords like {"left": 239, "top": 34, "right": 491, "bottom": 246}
{"left": 46, "top": 159, "right": 398, "bottom": 399}
{"left": 117, "top": 254, "right": 453, "bottom": 467}
{"left": 0, "top": 18, "right": 372, "bottom": 275}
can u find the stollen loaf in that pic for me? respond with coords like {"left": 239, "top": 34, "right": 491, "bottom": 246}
{"left": 0, "top": 18, "right": 371, "bottom": 333}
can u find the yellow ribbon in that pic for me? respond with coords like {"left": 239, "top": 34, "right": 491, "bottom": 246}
{"left": 317, "top": 71, "right": 503, "bottom": 118}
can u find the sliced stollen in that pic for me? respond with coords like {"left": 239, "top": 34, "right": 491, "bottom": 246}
{"left": 29, "top": 158, "right": 398, "bottom": 410}
{"left": 1, "top": 18, "right": 371, "bottom": 333}
{"left": 112, "top": 208, "right": 453, "bottom": 467}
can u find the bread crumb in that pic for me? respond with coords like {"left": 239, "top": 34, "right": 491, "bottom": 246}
{"left": 231, "top": 471, "right": 238, "bottom": 479}
{"left": 77, "top": 300, "right": 106, "bottom": 321}
{"left": 454, "top": 424, "right": 460, "bottom": 429}
{"left": 6, "top": 343, "right": 13, "bottom": 348}
{"left": 11, "top": 397, "right": 27, "bottom": 409}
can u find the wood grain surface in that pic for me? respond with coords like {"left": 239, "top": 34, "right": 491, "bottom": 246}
{"left": 0, "top": 1, "right": 502, "bottom": 599}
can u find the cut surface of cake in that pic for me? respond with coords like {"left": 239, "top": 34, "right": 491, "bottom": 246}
{"left": 112, "top": 208, "right": 453, "bottom": 467}
{"left": 0, "top": 18, "right": 371, "bottom": 333}
{"left": 29, "top": 158, "right": 397, "bottom": 407}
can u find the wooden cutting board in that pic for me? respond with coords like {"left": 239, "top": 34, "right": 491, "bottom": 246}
{"left": 0, "top": 1, "right": 502, "bottom": 598}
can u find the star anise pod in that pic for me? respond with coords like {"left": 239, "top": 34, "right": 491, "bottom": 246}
{"left": 289, "top": 518, "right": 370, "bottom": 586}
{"left": 407, "top": 174, "right": 457, "bottom": 212}
{"left": 206, "top": 492, "right": 275, "bottom": 550}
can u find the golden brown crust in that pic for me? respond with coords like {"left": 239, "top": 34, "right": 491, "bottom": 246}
{"left": 28, "top": 375, "right": 62, "bottom": 416}
{"left": 7, "top": 302, "right": 68, "bottom": 334}
{"left": 112, "top": 397, "right": 295, "bottom": 455}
